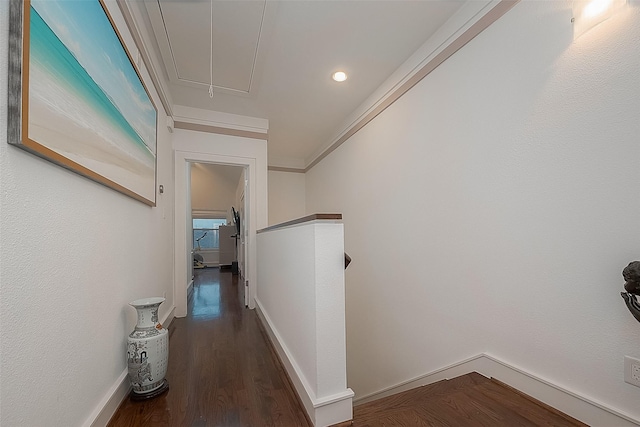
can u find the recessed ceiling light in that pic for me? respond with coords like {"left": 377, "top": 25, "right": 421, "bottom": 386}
{"left": 332, "top": 71, "right": 347, "bottom": 82}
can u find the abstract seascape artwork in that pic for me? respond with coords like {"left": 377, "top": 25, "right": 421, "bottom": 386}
{"left": 8, "top": 0, "right": 157, "bottom": 205}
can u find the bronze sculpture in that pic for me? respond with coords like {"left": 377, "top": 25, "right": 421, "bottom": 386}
{"left": 621, "top": 261, "right": 640, "bottom": 323}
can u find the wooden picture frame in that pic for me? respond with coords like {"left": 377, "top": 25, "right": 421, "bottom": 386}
{"left": 7, "top": 0, "right": 158, "bottom": 206}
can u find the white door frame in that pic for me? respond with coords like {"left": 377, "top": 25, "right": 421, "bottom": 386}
{"left": 174, "top": 149, "right": 263, "bottom": 317}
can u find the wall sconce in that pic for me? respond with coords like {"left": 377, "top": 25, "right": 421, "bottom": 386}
{"left": 572, "top": 0, "right": 627, "bottom": 39}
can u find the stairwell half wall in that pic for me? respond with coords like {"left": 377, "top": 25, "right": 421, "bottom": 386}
{"left": 306, "top": 1, "right": 640, "bottom": 424}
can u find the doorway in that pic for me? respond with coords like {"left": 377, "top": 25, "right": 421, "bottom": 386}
{"left": 189, "top": 162, "right": 248, "bottom": 305}
{"left": 174, "top": 146, "right": 266, "bottom": 318}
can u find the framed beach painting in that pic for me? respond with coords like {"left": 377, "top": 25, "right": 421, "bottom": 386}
{"left": 7, "top": 0, "right": 158, "bottom": 206}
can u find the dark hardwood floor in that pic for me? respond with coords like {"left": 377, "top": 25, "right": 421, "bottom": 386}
{"left": 348, "top": 372, "right": 588, "bottom": 427}
{"left": 110, "top": 268, "right": 587, "bottom": 427}
{"left": 108, "top": 267, "right": 311, "bottom": 427}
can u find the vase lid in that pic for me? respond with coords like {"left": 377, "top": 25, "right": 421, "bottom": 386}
{"left": 130, "top": 297, "right": 165, "bottom": 308}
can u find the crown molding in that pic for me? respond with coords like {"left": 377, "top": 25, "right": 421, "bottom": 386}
{"left": 267, "top": 166, "right": 305, "bottom": 174}
{"left": 267, "top": 155, "right": 306, "bottom": 172}
{"left": 172, "top": 105, "right": 268, "bottom": 135}
{"left": 305, "top": 0, "right": 520, "bottom": 172}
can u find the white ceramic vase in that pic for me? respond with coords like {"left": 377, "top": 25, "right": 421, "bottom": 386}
{"left": 127, "top": 297, "right": 169, "bottom": 399}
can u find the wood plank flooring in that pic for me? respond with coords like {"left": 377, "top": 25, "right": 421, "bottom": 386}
{"left": 110, "top": 267, "right": 588, "bottom": 427}
{"left": 108, "top": 267, "right": 311, "bottom": 427}
{"left": 348, "top": 372, "right": 588, "bottom": 427}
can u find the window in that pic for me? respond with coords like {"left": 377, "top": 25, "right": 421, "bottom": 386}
{"left": 193, "top": 218, "right": 227, "bottom": 250}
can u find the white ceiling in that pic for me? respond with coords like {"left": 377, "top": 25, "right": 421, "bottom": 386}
{"left": 138, "top": 0, "right": 467, "bottom": 165}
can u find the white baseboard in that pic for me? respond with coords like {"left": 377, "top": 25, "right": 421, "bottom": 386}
{"left": 187, "top": 278, "right": 194, "bottom": 298}
{"left": 355, "top": 353, "right": 640, "bottom": 427}
{"left": 479, "top": 354, "right": 640, "bottom": 427}
{"left": 354, "top": 354, "right": 488, "bottom": 405}
{"left": 84, "top": 305, "right": 176, "bottom": 427}
{"left": 85, "top": 370, "right": 130, "bottom": 427}
{"left": 255, "top": 299, "right": 354, "bottom": 427}
{"left": 162, "top": 305, "right": 176, "bottom": 329}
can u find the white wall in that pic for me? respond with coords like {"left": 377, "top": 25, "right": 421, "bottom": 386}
{"left": 235, "top": 169, "right": 247, "bottom": 277}
{"left": 235, "top": 168, "right": 246, "bottom": 206}
{"left": 268, "top": 170, "right": 306, "bottom": 226}
{"left": 306, "top": 1, "right": 640, "bottom": 422}
{"left": 191, "top": 163, "right": 242, "bottom": 213}
{"left": 0, "top": 2, "right": 175, "bottom": 425}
